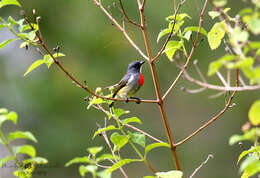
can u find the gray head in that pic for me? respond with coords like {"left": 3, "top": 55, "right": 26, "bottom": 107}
{"left": 127, "top": 60, "right": 145, "bottom": 73}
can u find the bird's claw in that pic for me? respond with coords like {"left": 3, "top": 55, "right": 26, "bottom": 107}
{"left": 125, "top": 98, "right": 129, "bottom": 103}
{"left": 130, "top": 97, "right": 141, "bottom": 104}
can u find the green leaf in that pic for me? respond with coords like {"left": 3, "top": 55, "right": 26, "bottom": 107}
{"left": 0, "top": 108, "right": 8, "bottom": 114}
{"left": 97, "top": 169, "right": 112, "bottom": 178}
{"left": 128, "top": 131, "right": 146, "bottom": 148}
{"left": 212, "top": 0, "right": 227, "bottom": 7}
{"left": 110, "top": 132, "right": 129, "bottom": 151}
{"left": 8, "top": 16, "right": 17, "bottom": 27}
{"left": 208, "top": 55, "right": 235, "bottom": 76}
{"left": 248, "top": 17, "right": 260, "bottom": 35}
{"left": 24, "top": 59, "right": 45, "bottom": 76}
{"left": 156, "top": 170, "right": 183, "bottom": 178}
{"left": 0, "top": 156, "right": 11, "bottom": 168}
{"left": 230, "top": 27, "right": 249, "bottom": 45}
{"left": 112, "top": 108, "right": 129, "bottom": 118}
{"left": 0, "top": 39, "right": 17, "bottom": 50}
{"left": 93, "top": 125, "right": 118, "bottom": 139}
{"left": 157, "top": 28, "right": 171, "bottom": 43}
{"left": 183, "top": 26, "right": 208, "bottom": 36}
{"left": 208, "top": 11, "right": 221, "bottom": 19}
{"left": 96, "top": 153, "right": 119, "bottom": 163}
{"left": 13, "top": 145, "right": 36, "bottom": 158}
{"left": 8, "top": 131, "right": 37, "bottom": 143}
{"left": 19, "top": 30, "right": 37, "bottom": 41}
{"left": 143, "top": 176, "right": 156, "bottom": 178}
{"left": 0, "top": 111, "right": 18, "bottom": 126}
{"left": 249, "top": 100, "right": 260, "bottom": 126}
{"left": 23, "top": 157, "right": 48, "bottom": 165}
{"left": 43, "top": 53, "right": 65, "bottom": 68}
{"left": 145, "top": 142, "right": 170, "bottom": 158}
{"left": 0, "top": 0, "right": 21, "bottom": 8}
{"left": 240, "top": 155, "right": 260, "bottom": 177}
{"left": 122, "top": 117, "right": 142, "bottom": 125}
{"left": 229, "top": 128, "right": 260, "bottom": 145}
{"left": 79, "top": 165, "right": 97, "bottom": 177}
{"left": 65, "top": 156, "right": 91, "bottom": 167}
{"left": 238, "top": 146, "right": 260, "bottom": 164}
{"left": 164, "top": 41, "right": 183, "bottom": 61}
{"left": 207, "top": 21, "right": 226, "bottom": 50}
{"left": 183, "top": 31, "right": 192, "bottom": 41}
{"left": 239, "top": 8, "right": 253, "bottom": 16}
{"left": 20, "top": 24, "right": 39, "bottom": 32}
{"left": 87, "top": 146, "right": 103, "bottom": 157}
{"left": 105, "top": 159, "right": 141, "bottom": 176}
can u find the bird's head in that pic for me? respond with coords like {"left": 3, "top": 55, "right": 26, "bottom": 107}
{"left": 127, "top": 60, "right": 145, "bottom": 73}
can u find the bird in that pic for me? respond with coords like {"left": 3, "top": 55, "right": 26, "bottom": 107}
{"left": 109, "top": 60, "right": 145, "bottom": 107}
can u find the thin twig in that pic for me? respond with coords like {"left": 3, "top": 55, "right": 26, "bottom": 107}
{"left": 97, "top": 121, "right": 128, "bottom": 178}
{"left": 176, "top": 69, "right": 239, "bottom": 146}
{"left": 151, "top": 0, "right": 186, "bottom": 63}
{"left": 183, "top": 71, "right": 260, "bottom": 91}
{"left": 216, "top": 71, "right": 229, "bottom": 87}
{"left": 119, "top": 0, "right": 142, "bottom": 28}
{"left": 93, "top": 0, "right": 148, "bottom": 60}
{"left": 162, "top": 0, "right": 209, "bottom": 100}
{"left": 193, "top": 59, "right": 207, "bottom": 83}
{"left": 189, "top": 154, "right": 214, "bottom": 178}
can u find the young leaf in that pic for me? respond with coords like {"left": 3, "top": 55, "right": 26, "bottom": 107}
{"left": 183, "top": 31, "right": 192, "bottom": 41}
{"left": 87, "top": 146, "right": 103, "bottom": 157}
{"left": 13, "top": 145, "right": 36, "bottom": 158}
{"left": 65, "top": 156, "right": 92, "bottom": 167}
{"left": 24, "top": 59, "right": 45, "bottom": 76}
{"left": 212, "top": 0, "right": 227, "bottom": 7}
{"left": 157, "top": 28, "right": 171, "bottom": 43}
{"left": 8, "top": 131, "right": 37, "bottom": 143}
{"left": 0, "top": 39, "right": 17, "bottom": 50}
{"left": 164, "top": 41, "right": 183, "bottom": 61}
{"left": 23, "top": 157, "right": 48, "bottom": 165}
{"left": 105, "top": 159, "right": 141, "bottom": 176}
{"left": 208, "top": 55, "right": 235, "bottom": 76}
{"left": 0, "top": 156, "right": 11, "bottom": 168}
{"left": 128, "top": 131, "right": 146, "bottom": 148}
{"left": 207, "top": 21, "right": 227, "bottom": 50}
{"left": 122, "top": 117, "right": 142, "bottom": 125}
{"left": 145, "top": 142, "right": 170, "bottom": 158}
{"left": 8, "top": 16, "right": 17, "bottom": 27}
{"left": 208, "top": 11, "right": 221, "bottom": 19}
{"left": 0, "top": 111, "right": 18, "bottom": 127}
{"left": 93, "top": 125, "right": 118, "bottom": 139}
{"left": 249, "top": 100, "right": 260, "bottom": 126}
{"left": 79, "top": 165, "right": 97, "bottom": 177}
{"left": 183, "top": 26, "right": 208, "bottom": 36}
{"left": 44, "top": 53, "right": 65, "bottom": 68}
{"left": 240, "top": 155, "right": 260, "bottom": 177}
{"left": 112, "top": 108, "right": 129, "bottom": 118}
{"left": 143, "top": 176, "right": 156, "bottom": 178}
{"left": 110, "top": 132, "right": 129, "bottom": 152}
{"left": 238, "top": 146, "right": 260, "bottom": 164}
{"left": 156, "top": 170, "right": 183, "bottom": 178}
{"left": 0, "top": 108, "right": 8, "bottom": 114}
{"left": 96, "top": 153, "right": 119, "bottom": 163}
{"left": 0, "top": 0, "right": 21, "bottom": 8}
{"left": 97, "top": 169, "right": 112, "bottom": 178}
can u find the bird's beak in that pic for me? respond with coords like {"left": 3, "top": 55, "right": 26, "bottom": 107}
{"left": 140, "top": 61, "right": 145, "bottom": 65}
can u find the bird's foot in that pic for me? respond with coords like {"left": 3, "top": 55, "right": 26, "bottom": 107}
{"left": 125, "top": 98, "right": 129, "bottom": 103}
{"left": 130, "top": 97, "right": 141, "bottom": 104}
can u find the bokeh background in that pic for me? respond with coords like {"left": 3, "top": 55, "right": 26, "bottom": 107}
{"left": 0, "top": 0, "right": 258, "bottom": 177}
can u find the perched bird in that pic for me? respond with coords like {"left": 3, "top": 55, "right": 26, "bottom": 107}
{"left": 109, "top": 60, "right": 145, "bottom": 107}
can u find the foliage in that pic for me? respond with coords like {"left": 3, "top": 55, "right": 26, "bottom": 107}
{"left": 0, "top": 108, "right": 48, "bottom": 178}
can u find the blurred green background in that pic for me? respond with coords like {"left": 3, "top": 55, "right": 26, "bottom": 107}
{"left": 0, "top": 0, "right": 259, "bottom": 177}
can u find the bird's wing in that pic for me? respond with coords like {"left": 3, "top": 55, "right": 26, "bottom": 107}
{"left": 112, "top": 74, "right": 131, "bottom": 98}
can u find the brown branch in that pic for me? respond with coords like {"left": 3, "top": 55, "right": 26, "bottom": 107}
{"left": 119, "top": 0, "right": 142, "bottom": 28}
{"left": 176, "top": 69, "right": 239, "bottom": 146}
{"left": 151, "top": 0, "right": 186, "bottom": 63}
{"left": 93, "top": 0, "right": 149, "bottom": 60}
{"left": 162, "top": 0, "right": 209, "bottom": 100}
{"left": 137, "top": 0, "right": 181, "bottom": 170}
{"left": 21, "top": 11, "right": 156, "bottom": 105}
{"left": 189, "top": 154, "right": 214, "bottom": 178}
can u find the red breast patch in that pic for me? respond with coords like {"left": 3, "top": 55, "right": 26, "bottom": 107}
{"left": 139, "top": 73, "right": 144, "bottom": 86}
